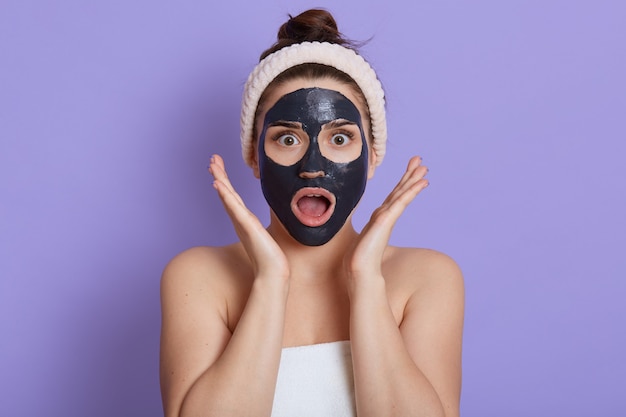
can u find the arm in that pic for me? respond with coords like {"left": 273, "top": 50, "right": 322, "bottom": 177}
{"left": 346, "top": 157, "right": 464, "bottom": 417}
{"left": 349, "top": 251, "right": 464, "bottom": 417}
{"left": 160, "top": 155, "right": 290, "bottom": 417}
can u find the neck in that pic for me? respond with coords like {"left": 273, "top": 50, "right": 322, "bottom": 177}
{"left": 267, "top": 216, "right": 358, "bottom": 284}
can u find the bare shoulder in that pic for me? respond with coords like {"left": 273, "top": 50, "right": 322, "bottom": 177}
{"left": 386, "top": 247, "right": 464, "bottom": 415}
{"left": 162, "top": 244, "right": 249, "bottom": 280}
{"left": 161, "top": 243, "right": 253, "bottom": 328}
{"left": 162, "top": 244, "right": 251, "bottom": 294}
{"left": 381, "top": 246, "right": 464, "bottom": 338}
{"left": 383, "top": 246, "right": 464, "bottom": 294}
{"left": 160, "top": 244, "right": 252, "bottom": 414}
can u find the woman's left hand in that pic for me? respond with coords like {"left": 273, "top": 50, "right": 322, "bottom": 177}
{"left": 345, "top": 156, "right": 429, "bottom": 286}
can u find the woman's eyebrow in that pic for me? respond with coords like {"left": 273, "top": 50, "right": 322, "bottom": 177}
{"left": 322, "top": 119, "right": 357, "bottom": 130}
{"left": 268, "top": 121, "right": 302, "bottom": 129}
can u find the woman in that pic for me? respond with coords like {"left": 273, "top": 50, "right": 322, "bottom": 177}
{"left": 160, "top": 9, "right": 464, "bottom": 417}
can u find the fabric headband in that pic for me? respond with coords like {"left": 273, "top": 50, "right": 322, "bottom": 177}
{"left": 240, "top": 41, "right": 387, "bottom": 167}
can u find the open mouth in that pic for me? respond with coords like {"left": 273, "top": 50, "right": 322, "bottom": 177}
{"left": 291, "top": 187, "right": 336, "bottom": 227}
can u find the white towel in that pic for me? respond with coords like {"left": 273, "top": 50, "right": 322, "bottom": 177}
{"left": 271, "top": 341, "right": 356, "bottom": 417}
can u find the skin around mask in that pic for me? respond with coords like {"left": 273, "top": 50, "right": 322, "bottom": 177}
{"left": 258, "top": 87, "right": 369, "bottom": 246}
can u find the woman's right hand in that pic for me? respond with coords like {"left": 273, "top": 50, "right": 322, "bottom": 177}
{"left": 209, "top": 154, "right": 289, "bottom": 280}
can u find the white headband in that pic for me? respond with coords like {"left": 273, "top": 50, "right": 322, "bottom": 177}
{"left": 240, "top": 41, "right": 387, "bottom": 167}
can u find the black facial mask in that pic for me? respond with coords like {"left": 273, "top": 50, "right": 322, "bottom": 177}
{"left": 258, "top": 87, "right": 368, "bottom": 246}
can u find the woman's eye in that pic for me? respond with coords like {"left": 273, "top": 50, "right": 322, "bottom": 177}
{"left": 331, "top": 133, "right": 351, "bottom": 146}
{"left": 276, "top": 134, "right": 300, "bottom": 146}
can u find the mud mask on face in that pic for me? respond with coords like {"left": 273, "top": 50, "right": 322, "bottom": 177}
{"left": 258, "top": 87, "right": 369, "bottom": 246}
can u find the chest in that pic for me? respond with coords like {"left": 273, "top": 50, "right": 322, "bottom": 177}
{"left": 281, "top": 277, "right": 407, "bottom": 347}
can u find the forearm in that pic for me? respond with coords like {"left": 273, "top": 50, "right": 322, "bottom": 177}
{"left": 349, "top": 278, "right": 445, "bottom": 417}
{"left": 179, "top": 276, "right": 289, "bottom": 417}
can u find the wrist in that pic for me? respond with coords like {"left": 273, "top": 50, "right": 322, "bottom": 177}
{"left": 346, "top": 272, "right": 386, "bottom": 300}
{"left": 254, "top": 272, "right": 290, "bottom": 296}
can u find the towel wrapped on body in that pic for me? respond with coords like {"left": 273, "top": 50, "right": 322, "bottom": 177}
{"left": 271, "top": 341, "right": 356, "bottom": 417}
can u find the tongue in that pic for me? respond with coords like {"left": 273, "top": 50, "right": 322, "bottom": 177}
{"left": 297, "top": 196, "right": 329, "bottom": 217}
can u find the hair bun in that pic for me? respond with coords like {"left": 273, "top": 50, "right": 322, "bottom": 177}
{"left": 260, "top": 9, "right": 354, "bottom": 59}
{"left": 279, "top": 9, "right": 341, "bottom": 43}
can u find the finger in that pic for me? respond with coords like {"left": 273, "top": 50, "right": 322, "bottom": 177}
{"left": 387, "top": 164, "right": 427, "bottom": 202}
{"left": 209, "top": 156, "right": 252, "bottom": 219}
{"left": 382, "top": 174, "right": 428, "bottom": 215}
{"left": 208, "top": 156, "right": 288, "bottom": 276}
{"left": 354, "top": 159, "right": 427, "bottom": 254}
{"left": 209, "top": 154, "right": 234, "bottom": 191}
{"left": 368, "top": 166, "right": 429, "bottom": 231}
{"left": 213, "top": 179, "right": 248, "bottom": 221}
{"left": 388, "top": 165, "right": 428, "bottom": 203}
{"left": 389, "top": 156, "right": 423, "bottom": 194}
{"left": 380, "top": 159, "right": 428, "bottom": 207}
{"left": 213, "top": 181, "right": 270, "bottom": 245}
{"left": 390, "top": 177, "right": 428, "bottom": 211}
{"left": 209, "top": 155, "right": 245, "bottom": 206}
{"left": 383, "top": 156, "right": 425, "bottom": 198}
{"left": 213, "top": 174, "right": 247, "bottom": 211}
{"left": 209, "top": 157, "right": 268, "bottom": 239}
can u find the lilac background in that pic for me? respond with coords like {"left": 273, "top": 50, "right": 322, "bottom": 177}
{"left": 1, "top": 0, "right": 624, "bottom": 415}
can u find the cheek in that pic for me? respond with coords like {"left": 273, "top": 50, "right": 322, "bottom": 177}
{"left": 254, "top": 119, "right": 263, "bottom": 147}
{"left": 360, "top": 115, "right": 376, "bottom": 175}
{"left": 358, "top": 118, "right": 374, "bottom": 156}
{"left": 251, "top": 137, "right": 261, "bottom": 178}
{"left": 367, "top": 159, "right": 376, "bottom": 179}
{"left": 253, "top": 107, "right": 268, "bottom": 147}
{"left": 365, "top": 141, "right": 377, "bottom": 178}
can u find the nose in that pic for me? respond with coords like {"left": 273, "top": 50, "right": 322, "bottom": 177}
{"left": 298, "top": 137, "right": 326, "bottom": 178}
{"left": 299, "top": 170, "right": 325, "bottom": 179}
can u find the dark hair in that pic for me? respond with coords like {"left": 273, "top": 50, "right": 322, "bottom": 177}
{"left": 253, "top": 9, "right": 372, "bottom": 141}
{"left": 259, "top": 9, "right": 357, "bottom": 60}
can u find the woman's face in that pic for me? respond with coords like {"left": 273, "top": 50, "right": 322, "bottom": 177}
{"left": 253, "top": 78, "right": 376, "bottom": 246}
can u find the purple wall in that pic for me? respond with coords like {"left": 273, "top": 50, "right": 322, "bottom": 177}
{"left": 1, "top": 1, "right": 624, "bottom": 415}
